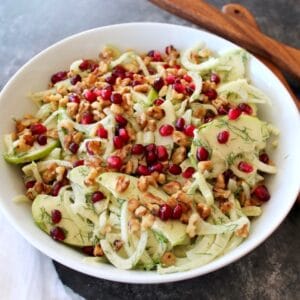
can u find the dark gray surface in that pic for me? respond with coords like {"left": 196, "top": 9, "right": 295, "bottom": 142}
{"left": 0, "top": 0, "right": 299, "bottom": 299}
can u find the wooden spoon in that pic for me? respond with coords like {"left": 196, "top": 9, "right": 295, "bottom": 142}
{"left": 150, "top": 0, "right": 300, "bottom": 80}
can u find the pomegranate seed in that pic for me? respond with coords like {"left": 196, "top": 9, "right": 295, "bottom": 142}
{"left": 84, "top": 90, "right": 97, "bottom": 102}
{"left": 118, "top": 128, "right": 130, "bottom": 143}
{"left": 136, "top": 165, "right": 151, "bottom": 176}
{"left": 159, "top": 204, "right": 173, "bottom": 221}
{"left": 153, "top": 77, "right": 164, "bottom": 91}
{"left": 25, "top": 180, "right": 36, "bottom": 189}
{"left": 99, "top": 89, "right": 112, "bottom": 101}
{"left": 148, "top": 50, "right": 162, "bottom": 61}
{"left": 223, "top": 169, "right": 234, "bottom": 184}
{"left": 183, "top": 74, "right": 192, "bottom": 83}
{"left": 238, "top": 103, "right": 253, "bottom": 115}
{"left": 149, "top": 162, "right": 164, "bottom": 173}
{"left": 173, "top": 83, "right": 185, "bottom": 93}
{"left": 81, "top": 112, "right": 94, "bottom": 124}
{"left": 82, "top": 246, "right": 94, "bottom": 256}
{"left": 186, "top": 86, "right": 195, "bottom": 96}
{"left": 238, "top": 161, "right": 254, "bottom": 173}
{"left": 159, "top": 124, "right": 174, "bottom": 136}
{"left": 112, "top": 65, "right": 126, "bottom": 77}
{"left": 146, "top": 143, "right": 156, "bottom": 152}
{"left": 50, "top": 227, "right": 65, "bottom": 241}
{"left": 168, "top": 164, "right": 182, "bottom": 175}
{"left": 79, "top": 60, "right": 90, "bottom": 71}
{"left": 204, "top": 89, "right": 218, "bottom": 100}
{"left": 89, "top": 62, "right": 98, "bottom": 72}
{"left": 105, "top": 74, "right": 117, "bottom": 85}
{"left": 210, "top": 73, "right": 220, "bottom": 84}
{"left": 30, "top": 123, "right": 46, "bottom": 135}
{"left": 92, "top": 191, "right": 105, "bottom": 203}
{"left": 131, "top": 144, "right": 145, "bottom": 155}
{"left": 259, "top": 152, "right": 269, "bottom": 164}
{"left": 252, "top": 185, "right": 270, "bottom": 201}
{"left": 196, "top": 147, "right": 209, "bottom": 161}
{"left": 146, "top": 151, "right": 157, "bottom": 164}
{"left": 228, "top": 107, "right": 242, "bottom": 120}
{"left": 51, "top": 71, "right": 68, "bottom": 84}
{"left": 175, "top": 118, "right": 185, "bottom": 131}
{"left": 172, "top": 204, "right": 183, "bottom": 219}
{"left": 110, "top": 92, "right": 122, "bottom": 104}
{"left": 97, "top": 127, "right": 108, "bottom": 139}
{"left": 184, "top": 124, "right": 196, "bottom": 137}
{"left": 182, "top": 167, "right": 195, "bottom": 179}
{"left": 218, "top": 105, "right": 229, "bottom": 115}
{"left": 148, "top": 67, "right": 156, "bottom": 75}
{"left": 125, "top": 71, "right": 134, "bottom": 79}
{"left": 70, "top": 74, "right": 81, "bottom": 85}
{"left": 107, "top": 155, "right": 123, "bottom": 170}
{"left": 156, "top": 145, "right": 168, "bottom": 161}
{"left": 204, "top": 111, "right": 215, "bottom": 123}
{"left": 217, "top": 130, "right": 230, "bottom": 144}
{"left": 131, "top": 80, "right": 142, "bottom": 87}
{"left": 113, "top": 136, "right": 124, "bottom": 149}
{"left": 166, "top": 75, "right": 176, "bottom": 85}
{"left": 165, "top": 45, "right": 174, "bottom": 55}
{"left": 51, "top": 181, "right": 63, "bottom": 196}
{"left": 68, "top": 93, "right": 80, "bottom": 103}
{"left": 51, "top": 209, "right": 62, "bottom": 224}
{"left": 69, "top": 142, "right": 79, "bottom": 154}
{"left": 115, "top": 115, "right": 127, "bottom": 127}
{"left": 37, "top": 134, "right": 47, "bottom": 146}
{"left": 73, "top": 160, "right": 84, "bottom": 167}
{"left": 154, "top": 98, "right": 164, "bottom": 106}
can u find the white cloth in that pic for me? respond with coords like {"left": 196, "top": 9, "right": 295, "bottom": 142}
{"left": 0, "top": 211, "right": 84, "bottom": 300}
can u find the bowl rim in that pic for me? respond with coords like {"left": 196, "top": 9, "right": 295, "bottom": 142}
{"left": 0, "top": 22, "right": 299, "bottom": 284}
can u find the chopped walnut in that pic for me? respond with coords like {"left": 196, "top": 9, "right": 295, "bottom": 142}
{"left": 170, "top": 191, "right": 192, "bottom": 206}
{"left": 115, "top": 175, "right": 130, "bottom": 193}
{"left": 113, "top": 240, "right": 124, "bottom": 252}
{"left": 141, "top": 214, "right": 155, "bottom": 230}
{"left": 162, "top": 181, "right": 181, "bottom": 195}
{"left": 161, "top": 252, "right": 176, "bottom": 267}
{"left": 84, "top": 168, "right": 100, "bottom": 186}
{"left": 171, "top": 146, "right": 186, "bottom": 165}
{"left": 142, "top": 192, "right": 164, "bottom": 206}
{"left": 235, "top": 224, "right": 249, "bottom": 238}
{"left": 146, "top": 106, "right": 165, "bottom": 120}
{"left": 129, "top": 218, "right": 140, "bottom": 233}
{"left": 93, "top": 244, "right": 104, "bottom": 257}
{"left": 128, "top": 198, "right": 140, "bottom": 212}
{"left": 145, "top": 202, "right": 160, "bottom": 215}
{"left": 134, "top": 205, "right": 147, "bottom": 217}
{"left": 197, "top": 203, "right": 211, "bottom": 220}
{"left": 212, "top": 96, "right": 228, "bottom": 109}
{"left": 133, "top": 84, "right": 149, "bottom": 93}
{"left": 144, "top": 120, "right": 157, "bottom": 132}
{"left": 215, "top": 174, "right": 225, "bottom": 189}
{"left": 198, "top": 161, "right": 213, "bottom": 172}
{"left": 110, "top": 103, "right": 124, "bottom": 114}
{"left": 214, "top": 188, "right": 231, "bottom": 199}
{"left": 186, "top": 213, "right": 199, "bottom": 238}
{"left": 220, "top": 201, "right": 233, "bottom": 214}
{"left": 42, "top": 163, "right": 58, "bottom": 183}
{"left": 172, "top": 131, "right": 190, "bottom": 147}
{"left": 157, "top": 173, "right": 166, "bottom": 185}
{"left": 55, "top": 166, "right": 66, "bottom": 182}
{"left": 87, "top": 140, "right": 102, "bottom": 155}
{"left": 72, "top": 131, "right": 84, "bottom": 144}
{"left": 137, "top": 112, "right": 148, "bottom": 129}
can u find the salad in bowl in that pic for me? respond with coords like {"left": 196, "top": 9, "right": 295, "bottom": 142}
{"left": 3, "top": 42, "right": 278, "bottom": 274}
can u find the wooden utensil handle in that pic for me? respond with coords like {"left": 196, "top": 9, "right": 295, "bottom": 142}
{"left": 150, "top": 0, "right": 300, "bottom": 80}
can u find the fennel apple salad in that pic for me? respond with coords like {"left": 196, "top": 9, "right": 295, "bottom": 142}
{"left": 3, "top": 44, "right": 278, "bottom": 274}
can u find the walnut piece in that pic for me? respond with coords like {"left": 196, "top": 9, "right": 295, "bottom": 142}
{"left": 115, "top": 175, "right": 130, "bottom": 193}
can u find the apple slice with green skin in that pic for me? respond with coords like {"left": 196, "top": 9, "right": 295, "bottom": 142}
{"left": 4, "top": 139, "right": 59, "bottom": 164}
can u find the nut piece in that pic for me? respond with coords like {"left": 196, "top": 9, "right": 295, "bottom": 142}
{"left": 84, "top": 168, "right": 100, "bottom": 186}
{"left": 93, "top": 244, "right": 104, "bottom": 257}
{"left": 162, "top": 181, "right": 181, "bottom": 195}
{"left": 113, "top": 240, "right": 124, "bottom": 251}
{"left": 214, "top": 188, "right": 231, "bottom": 199}
{"left": 141, "top": 214, "right": 155, "bottom": 229}
{"left": 186, "top": 213, "right": 199, "bottom": 238}
{"left": 133, "top": 84, "right": 149, "bottom": 93}
{"left": 197, "top": 203, "right": 211, "bottom": 220}
{"left": 171, "top": 146, "right": 186, "bottom": 165}
{"left": 220, "top": 201, "right": 233, "bottom": 214}
{"left": 55, "top": 166, "right": 66, "bottom": 182}
{"left": 161, "top": 252, "right": 176, "bottom": 267}
{"left": 137, "top": 176, "right": 149, "bottom": 192}
{"left": 172, "top": 131, "right": 190, "bottom": 147}
{"left": 235, "top": 224, "right": 249, "bottom": 238}
{"left": 215, "top": 174, "right": 225, "bottom": 189}
{"left": 115, "top": 175, "right": 130, "bottom": 193}
{"left": 129, "top": 218, "right": 140, "bottom": 233}
{"left": 134, "top": 205, "right": 147, "bottom": 217}
{"left": 198, "top": 161, "right": 213, "bottom": 172}
{"left": 146, "top": 106, "right": 165, "bottom": 120}
{"left": 128, "top": 198, "right": 140, "bottom": 212}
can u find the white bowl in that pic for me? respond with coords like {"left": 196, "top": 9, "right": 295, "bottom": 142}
{"left": 0, "top": 23, "right": 299, "bottom": 284}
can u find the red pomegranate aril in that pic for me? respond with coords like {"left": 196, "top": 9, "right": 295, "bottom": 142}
{"left": 173, "top": 83, "right": 186, "bottom": 94}
{"left": 154, "top": 98, "right": 164, "bottom": 106}
{"left": 146, "top": 143, "right": 156, "bottom": 153}
{"left": 137, "top": 165, "right": 151, "bottom": 176}
{"left": 210, "top": 73, "right": 221, "bottom": 84}
{"left": 81, "top": 112, "right": 94, "bottom": 124}
{"left": 105, "top": 74, "right": 117, "bottom": 85}
{"left": 159, "top": 124, "right": 174, "bottom": 136}
{"left": 166, "top": 75, "right": 176, "bottom": 85}
{"left": 51, "top": 209, "right": 62, "bottom": 224}
{"left": 69, "top": 142, "right": 79, "bottom": 154}
{"left": 196, "top": 147, "right": 209, "bottom": 161}
{"left": 223, "top": 169, "right": 234, "bottom": 184}
{"left": 30, "top": 123, "right": 47, "bottom": 135}
{"left": 107, "top": 155, "right": 123, "bottom": 170}
{"left": 218, "top": 105, "right": 229, "bottom": 115}
{"left": 217, "top": 130, "right": 230, "bottom": 144}
{"left": 79, "top": 60, "right": 90, "bottom": 71}
{"left": 238, "top": 161, "right": 254, "bottom": 173}
{"left": 184, "top": 124, "right": 196, "bottom": 137}
{"left": 73, "top": 160, "right": 84, "bottom": 167}
{"left": 113, "top": 136, "right": 124, "bottom": 149}
{"left": 50, "top": 227, "right": 65, "bottom": 241}
{"left": 51, "top": 71, "right": 68, "bottom": 84}
{"left": 182, "top": 167, "right": 195, "bottom": 179}
{"left": 175, "top": 118, "right": 185, "bottom": 131}
{"left": 82, "top": 246, "right": 94, "bottom": 256}
{"left": 148, "top": 50, "right": 162, "bottom": 62}
{"left": 186, "top": 86, "right": 195, "bottom": 96}
{"left": 156, "top": 145, "right": 168, "bottom": 161}
{"left": 153, "top": 77, "right": 164, "bottom": 91}
{"left": 228, "top": 107, "right": 242, "bottom": 120}
{"left": 70, "top": 74, "right": 81, "bottom": 85}
{"left": 259, "top": 152, "right": 269, "bottom": 164}
{"left": 131, "top": 79, "right": 142, "bottom": 87}
{"left": 110, "top": 92, "right": 122, "bottom": 104}
{"left": 149, "top": 162, "right": 164, "bottom": 173}
{"left": 118, "top": 128, "right": 130, "bottom": 143}
{"left": 183, "top": 74, "right": 192, "bottom": 83}
{"left": 37, "top": 134, "right": 47, "bottom": 146}
{"left": 92, "top": 191, "right": 105, "bottom": 203}
{"left": 25, "top": 180, "right": 36, "bottom": 189}
{"left": 172, "top": 204, "right": 183, "bottom": 219}
{"left": 252, "top": 185, "right": 270, "bottom": 201}
{"left": 115, "top": 115, "right": 127, "bottom": 127}
{"left": 238, "top": 103, "right": 253, "bottom": 115}
{"left": 204, "top": 111, "right": 215, "bottom": 123}
{"left": 125, "top": 71, "right": 134, "bottom": 79}
{"left": 165, "top": 45, "right": 174, "bottom": 55}
{"left": 159, "top": 204, "right": 173, "bottom": 221}
{"left": 131, "top": 144, "right": 144, "bottom": 155}
{"left": 51, "top": 181, "right": 63, "bottom": 196}
{"left": 99, "top": 89, "right": 112, "bottom": 101}
{"left": 146, "top": 151, "right": 157, "bottom": 164}
{"left": 97, "top": 127, "right": 108, "bottom": 139}
{"left": 204, "top": 89, "right": 218, "bottom": 100}
{"left": 84, "top": 90, "right": 97, "bottom": 102}
{"left": 168, "top": 164, "right": 182, "bottom": 175}
{"left": 68, "top": 93, "right": 80, "bottom": 103}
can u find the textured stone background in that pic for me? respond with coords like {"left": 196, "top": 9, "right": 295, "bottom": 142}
{"left": 0, "top": 0, "right": 299, "bottom": 299}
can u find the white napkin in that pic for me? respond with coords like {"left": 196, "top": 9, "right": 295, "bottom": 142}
{"left": 0, "top": 211, "right": 84, "bottom": 300}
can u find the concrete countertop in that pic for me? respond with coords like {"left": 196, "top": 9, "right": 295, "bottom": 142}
{"left": 0, "top": 0, "right": 299, "bottom": 299}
